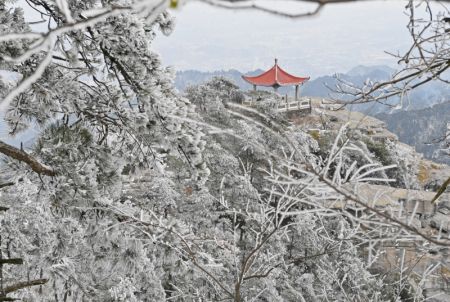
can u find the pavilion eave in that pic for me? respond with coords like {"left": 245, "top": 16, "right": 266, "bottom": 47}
{"left": 242, "top": 77, "right": 309, "bottom": 87}
{"left": 241, "top": 59, "right": 309, "bottom": 88}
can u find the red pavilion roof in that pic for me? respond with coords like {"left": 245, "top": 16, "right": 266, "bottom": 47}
{"left": 242, "top": 59, "right": 309, "bottom": 87}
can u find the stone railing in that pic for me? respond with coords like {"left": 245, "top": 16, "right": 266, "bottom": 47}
{"left": 242, "top": 97, "right": 312, "bottom": 113}
{"left": 276, "top": 98, "right": 311, "bottom": 113}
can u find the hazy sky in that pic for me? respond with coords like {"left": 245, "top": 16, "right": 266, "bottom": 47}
{"left": 153, "top": 1, "right": 416, "bottom": 78}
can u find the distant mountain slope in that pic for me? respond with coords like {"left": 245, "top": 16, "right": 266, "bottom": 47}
{"left": 303, "top": 66, "right": 449, "bottom": 114}
{"left": 302, "top": 65, "right": 396, "bottom": 100}
{"left": 174, "top": 69, "right": 297, "bottom": 95}
{"left": 175, "top": 69, "right": 248, "bottom": 91}
{"left": 175, "top": 65, "right": 449, "bottom": 113}
{"left": 376, "top": 101, "right": 450, "bottom": 164}
{"left": 346, "top": 65, "right": 396, "bottom": 77}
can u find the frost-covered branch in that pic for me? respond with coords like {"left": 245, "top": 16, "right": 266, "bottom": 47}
{"left": 0, "top": 140, "right": 54, "bottom": 176}
{"left": 330, "top": 0, "right": 450, "bottom": 106}
{"left": 0, "top": 0, "right": 168, "bottom": 110}
{"left": 2, "top": 278, "right": 48, "bottom": 295}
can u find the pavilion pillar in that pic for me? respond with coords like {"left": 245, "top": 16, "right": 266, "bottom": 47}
{"left": 295, "top": 85, "right": 299, "bottom": 101}
{"left": 253, "top": 84, "right": 256, "bottom": 92}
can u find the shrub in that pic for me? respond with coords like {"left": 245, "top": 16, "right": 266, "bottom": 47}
{"left": 417, "top": 161, "right": 430, "bottom": 185}
{"left": 364, "top": 139, "right": 393, "bottom": 166}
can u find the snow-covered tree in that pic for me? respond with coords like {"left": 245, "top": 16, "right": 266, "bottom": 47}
{"left": 0, "top": 0, "right": 208, "bottom": 299}
{"left": 1, "top": 1, "right": 449, "bottom": 301}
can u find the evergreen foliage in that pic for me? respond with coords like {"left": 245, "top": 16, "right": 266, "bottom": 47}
{"left": 0, "top": 1, "right": 447, "bottom": 301}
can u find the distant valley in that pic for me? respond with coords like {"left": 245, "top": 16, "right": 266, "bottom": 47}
{"left": 376, "top": 101, "right": 450, "bottom": 165}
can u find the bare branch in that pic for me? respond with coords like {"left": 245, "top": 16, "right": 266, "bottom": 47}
{"left": 200, "top": 0, "right": 450, "bottom": 19}
{"left": 329, "top": 1, "right": 450, "bottom": 106}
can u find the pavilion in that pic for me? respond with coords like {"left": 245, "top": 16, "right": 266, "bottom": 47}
{"left": 242, "top": 59, "right": 310, "bottom": 101}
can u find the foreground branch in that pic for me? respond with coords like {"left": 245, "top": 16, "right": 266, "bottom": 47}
{"left": 2, "top": 279, "right": 48, "bottom": 294}
{"left": 0, "top": 141, "right": 55, "bottom": 176}
{"left": 431, "top": 176, "right": 450, "bottom": 204}
{"left": 0, "top": 182, "right": 14, "bottom": 189}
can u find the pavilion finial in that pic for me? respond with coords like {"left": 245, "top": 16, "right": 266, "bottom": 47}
{"left": 274, "top": 58, "right": 278, "bottom": 65}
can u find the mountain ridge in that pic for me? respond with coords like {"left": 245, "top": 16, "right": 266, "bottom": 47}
{"left": 174, "top": 65, "right": 449, "bottom": 113}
